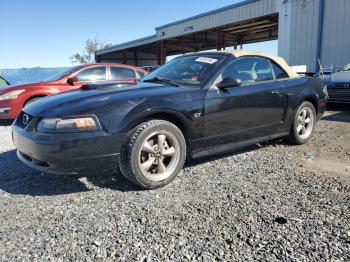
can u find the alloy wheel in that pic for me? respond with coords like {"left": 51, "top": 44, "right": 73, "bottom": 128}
{"left": 138, "top": 130, "right": 181, "bottom": 181}
{"left": 296, "top": 106, "right": 314, "bottom": 140}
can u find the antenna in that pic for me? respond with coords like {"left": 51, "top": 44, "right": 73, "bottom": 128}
{"left": 318, "top": 59, "right": 324, "bottom": 78}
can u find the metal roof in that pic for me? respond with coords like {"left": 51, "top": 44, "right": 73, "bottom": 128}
{"left": 95, "top": 35, "right": 156, "bottom": 55}
{"left": 95, "top": 0, "right": 263, "bottom": 56}
{"left": 155, "top": 0, "right": 258, "bottom": 30}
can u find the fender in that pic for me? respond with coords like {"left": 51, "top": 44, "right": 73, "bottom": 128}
{"left": 102, "top": 89, "right": 206, "bottom": 139}
{"left": 38, "top": 86, "right": 61, "bottom": 96}
{"left": 118, "top": 106, "right": 194, "bottom": 139}
{"left": 20, "top": 86, "right": 60, "bottom": 108}
{"left": 23, "top": 86, "right": 60, "bottom": 101}
{"left": 295, "top": 85, "right": 319, "bottom": 111}
{"left": 277, "top": 77, "right": 321, "bottom": 132}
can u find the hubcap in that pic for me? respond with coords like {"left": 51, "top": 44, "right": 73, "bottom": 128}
{"left": 297, "top": 107, "right": 314, "bottom": 140}
{"left": 138, "top": 131, "right": 180, "bottom": 181}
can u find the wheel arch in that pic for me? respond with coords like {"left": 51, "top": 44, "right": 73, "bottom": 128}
{"left": 122, "top": 109, "right": 192, "bottom": 150}
{"left": 304, "top": 96, "right": 318, "bottom": 114}
{"left": 23, "top": 94, "right": 47, "bottom": 106}
{"left": 296, "top": 87, "right": 320, "bottom": 114}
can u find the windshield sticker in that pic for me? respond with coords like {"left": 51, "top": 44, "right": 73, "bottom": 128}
{"left": 195, "top": 57, "right": 218, "bottom": 64}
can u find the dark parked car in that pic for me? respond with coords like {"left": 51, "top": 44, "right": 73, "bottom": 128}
{"left": 12, "top": 50, "right": 327, "bottom": 189}
{"left": 327, "top": 82, "right": 350, "bottom": 103}
{"left": 326, "top": 63, "right": 350, "bottom": 103}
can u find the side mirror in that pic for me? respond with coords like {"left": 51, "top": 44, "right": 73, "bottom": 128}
{"left": 67, "top": 76, "right": 79, "bottom": 85}
{"left": 216, "top": 77, "right": 242, "bottom": 89}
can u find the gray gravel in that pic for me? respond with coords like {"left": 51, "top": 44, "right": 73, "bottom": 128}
{"left": 0, "top": 119, "right": 349, "bottom": 261}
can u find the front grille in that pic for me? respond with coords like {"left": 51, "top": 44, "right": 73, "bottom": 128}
{"left": 15, "top": 112, "right": 34, "bottom": 128}
{"left": 328, "top": 83, "right": 350, "bottom": 89}
{"left": 18, "top": 151, "right": 49, "bottom": 167}
{"left": 327, "top": 83, "right": 350, "bottom": 100}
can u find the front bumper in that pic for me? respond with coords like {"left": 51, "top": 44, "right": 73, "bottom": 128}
{"left": 12, "top": 117, "right": 126, "bottom": 175}
{"left": 0, "top": 100, "right": 22, "bottom": 119}
{"left": 317, "top": 98, "right": 327, "bottom": 121}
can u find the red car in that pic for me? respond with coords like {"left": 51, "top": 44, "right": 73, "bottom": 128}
{"left": 0, "top": 63, "right": 149, "bottom": 119}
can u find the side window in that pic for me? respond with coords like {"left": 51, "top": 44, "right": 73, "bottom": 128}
{"left": 76, "top": 67, "right": 106, "bottom": 81}
{"left": 271, "top": 62, "right": 289, "bottom": 79}
{"left": 110, "top": 67, "right": 136, "bottom": 80}
{"left": 221, "top": 57, "right": 274, "bottom": 84}
{"left": 254, "top": 58, "right": 274, "bottom": 81}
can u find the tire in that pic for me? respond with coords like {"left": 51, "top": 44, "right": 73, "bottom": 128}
{"left": 287, "top": 101, "right": 316, "bottom": 145}
{"left": 25, "top": 97, "right": 43, "bottom": 106}
{"left": 120, "top": 120, "right": 186, "bottom": 189}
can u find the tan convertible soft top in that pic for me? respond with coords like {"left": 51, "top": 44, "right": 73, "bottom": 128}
{"left": 225, "top": 50, "right": 299, "bottom": 78}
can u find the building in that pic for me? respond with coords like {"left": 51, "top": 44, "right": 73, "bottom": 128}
{"left": 95, "top": 0, "right": 350, "bottom": 72}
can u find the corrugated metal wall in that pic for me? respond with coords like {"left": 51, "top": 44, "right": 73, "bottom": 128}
{"left": 286, "top": 0, "right": 321, "bottom": 71}
{"left": 321, "top": 0, "right": 350, "bottom": 69}
{"left": 279, "top": 0, "right": 350, "bottom": 71}
{"left": 97, "top": 52, "right": 157, "bottom": 66}
{"left": 156, "top": 0, "right": 276, "bottom": 40}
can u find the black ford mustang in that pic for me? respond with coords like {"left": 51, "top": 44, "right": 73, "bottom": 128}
{"left": 12, "top": 51, "right": 327, "bottom": 189}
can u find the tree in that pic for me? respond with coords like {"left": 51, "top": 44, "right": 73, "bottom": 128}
{"left": 70, "top": 37, "right": 112, "bottom": 64}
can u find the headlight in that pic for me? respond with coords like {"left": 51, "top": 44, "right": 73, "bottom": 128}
{"left": 37, "top": 116, "right": 101, "bottom": 133}
{"left": 0, "top": 89, "right": 25, "bottom": 100}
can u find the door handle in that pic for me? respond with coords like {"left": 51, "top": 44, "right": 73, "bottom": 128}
{"left": 271, "top": 90, "right": 280, "bottom": 95}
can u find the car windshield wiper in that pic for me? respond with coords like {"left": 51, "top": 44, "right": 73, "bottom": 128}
{"left": 143, "top": 77, "right": 179, "bottom": 87}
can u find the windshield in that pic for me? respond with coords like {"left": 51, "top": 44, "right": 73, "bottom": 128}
{"left": 45, "top": 66, "right": 81, "bottom": 81}
{"left": 142, "top": 54, "right": 226, "bottom": 86}
{"left": 342, "top": 63, "right": 350, "bottom": 71}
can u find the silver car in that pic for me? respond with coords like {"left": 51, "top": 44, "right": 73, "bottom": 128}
{"left": 327, "top": 63, "right": 350, "bottom": 103}
{"left": 331, "top": 63, "right": 350, "bottom": 83}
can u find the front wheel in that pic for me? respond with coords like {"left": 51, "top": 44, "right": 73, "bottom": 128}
{"left": 120, "top": 120, "right": 186, "bottom": 189}
{"left": 287, "top": 101, "right": 316, "bottom": 144}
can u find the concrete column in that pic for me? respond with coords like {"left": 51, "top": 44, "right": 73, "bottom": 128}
{"left": 161, "top": 40, "right": 166, "bottom": 65}
{"left": 122, "top": 50, "right": 127, "bottom": 64}
{"left": 216, "top": 28, "right": 223, "bottom": 51}
{"left": 134, "top": 51, "right": 138, "bottom": 66}
{"left": 157, "top": 41, "right": 166, "bottom": 65}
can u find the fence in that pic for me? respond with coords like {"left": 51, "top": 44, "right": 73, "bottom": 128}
{"left": 0, "top": 67, "right": 69, "bottom": 85}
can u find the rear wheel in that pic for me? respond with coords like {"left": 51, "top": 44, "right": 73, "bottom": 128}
{"left": 288, "top": 101, "right": 316, "bottom": 144}
{"left": 120, "top": 120, "right": 186, "bottom": 189}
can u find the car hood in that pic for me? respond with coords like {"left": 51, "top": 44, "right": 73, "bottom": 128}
{"left": 331, "top": 71, "right": 350, "bottom": 83}
{"left": 0, "top": 81, "right": 55, "bottom": 93}
{"left": 23, "top": 82, "right": 199, "bottom": 117}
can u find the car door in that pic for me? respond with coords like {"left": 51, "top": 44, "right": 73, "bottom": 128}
{"left": 203, "top": 56, "right": 287, "bottom": 146}
{"left": 109, "top": 66, "right": 138, "bottom": 83}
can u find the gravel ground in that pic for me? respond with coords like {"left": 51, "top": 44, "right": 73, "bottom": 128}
{"left": 0, "top": 110, "right": 349, "bottom": 261}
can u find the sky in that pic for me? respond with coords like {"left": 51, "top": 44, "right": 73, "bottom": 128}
{"left": 1, "top": 0, "right": 277, "bottom": 69}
